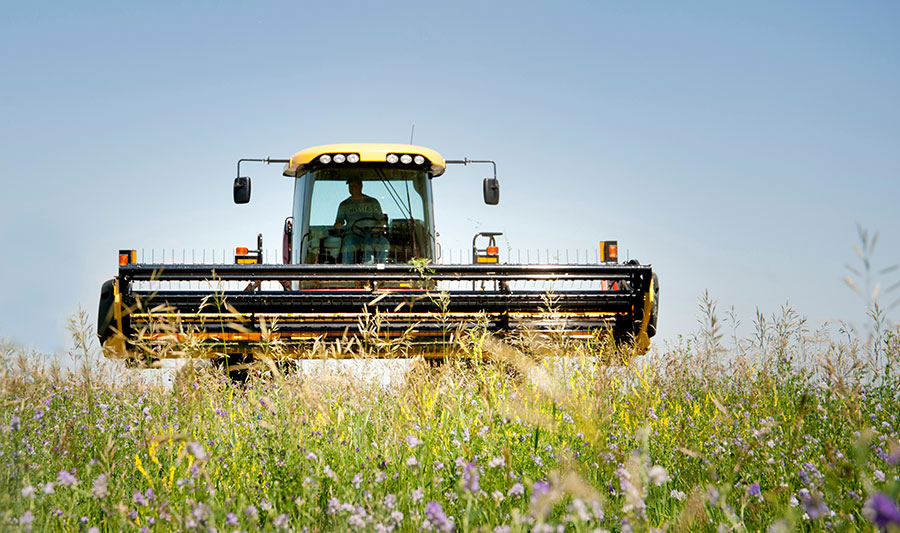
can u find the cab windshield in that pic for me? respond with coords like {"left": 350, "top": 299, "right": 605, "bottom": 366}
{"left": 301, "top": 168, "right": 433, "bottom": 264}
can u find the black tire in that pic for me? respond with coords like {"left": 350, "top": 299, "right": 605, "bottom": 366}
{"left": 648, "top": 272, "right": 659, "bottom": 338}
{"left": 97, "top": 279, "right": 116, "bottom": 343}
{"left": 216, "top": 355, "right": 253, "bottom": 384}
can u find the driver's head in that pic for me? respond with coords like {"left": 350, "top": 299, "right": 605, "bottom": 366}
{"left": 347, "top": 178, "right": 363, "bottom": 196}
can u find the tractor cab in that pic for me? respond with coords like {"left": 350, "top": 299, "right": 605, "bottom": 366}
{"left": 281, "top": 144, "right": 442, "bottom": 265}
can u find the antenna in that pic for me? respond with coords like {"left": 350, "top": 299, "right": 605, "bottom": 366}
{"left": 409, "top": 124, "right": 415, "bottom": 144}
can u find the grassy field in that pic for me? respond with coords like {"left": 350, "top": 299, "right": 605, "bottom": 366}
{"left": 1, "top": 306, "right": 899, "bottom": 532}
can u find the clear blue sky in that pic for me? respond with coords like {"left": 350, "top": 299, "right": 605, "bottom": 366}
{"left": 2, "top": 1, "right": 898, "bottom": 353}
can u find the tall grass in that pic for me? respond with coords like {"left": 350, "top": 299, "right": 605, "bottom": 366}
{"left": 1, "top": 303, "right": 899, "bottom": 532}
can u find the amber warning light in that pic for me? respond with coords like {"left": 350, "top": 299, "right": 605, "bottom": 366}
{"left": 118, "top": 249, "right": 136, "bottom": 266}
{"left": 235, "top": 245, "right": 261, "bottom": 265}
{"left": 600, "top": 241, "right": 618, "bottom": 263}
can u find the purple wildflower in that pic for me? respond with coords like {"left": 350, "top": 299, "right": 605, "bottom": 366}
{"left": 133, "top": 490, "right": 148, "bottom": 506}
{"left": 803, "top": 462, "right": 823, "bottom": 480}
{"left": 33, "top": 409, "right": 44, "bottom": 421}
{"left": 888, "top": 449, "right": 900, "bottom": 466}
{"left": 225, "top": 513, "right": 239, "bottom": 526}
{"left": 462, "top": 462, "right": 480, "bottom": 493}
{"left": 348, "top": 506, "right": 367, "bottom": 528}
{"left": 245, "top": 505, "right": 258, "bottom": 518}
{"left": 192, "top": 503, "right": 210, "bottom": 522}
{"left": 411, "top": 488, "right": 425, "bottom": 503}
{"left": 21, "top": 485, "right": 35, "bottom": 498}
{"left": 864, "top": 493, "right": 900, "bottom": 530}
{"left": 57, "top": 470, "right": 78, "bottom": 487}
{"left": 20, "top": 511, "right": 34, "bottom": 532}
{"left": 10, "top": 415, "right": 20, "bottom": 430}
{"left": 406, "top": 435, "right": 421, "bottom": 448}
{"left": 800, "top": 490, "right": 829, "bottom": 520}
{"left": 531, "top": 480, "right": 551, "bottom": 504}
{"left": 747, "top": 483, "right": 762, "bottom": 499}
{"left": 425, "top": 501, "right": 454, "bottom": 532}
{"left": 379, "top": 493, "right": 395, "bottom": 509}
{"left": 798, "top": 469, "right": 811, "bottom": 485}
{"left": 327, "top": 498, "right": 341, "bottom": 514}
{"left": 273, "top": 513, "right": 290, "bottom": 530}
{"left": 508, "top": 483, "right": 524, "bottom": 497}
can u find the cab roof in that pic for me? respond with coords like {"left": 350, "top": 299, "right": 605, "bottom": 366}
{"left": 283, "top": 143, "right": 446, "bottom": 178}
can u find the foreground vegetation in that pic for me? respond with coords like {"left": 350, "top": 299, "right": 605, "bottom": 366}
{"left": 1, "top": 306, "right": 899, "bottom": 532}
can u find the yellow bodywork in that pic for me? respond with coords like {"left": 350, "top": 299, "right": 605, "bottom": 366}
{"left": 282, "top": 143, "right": 446, "bottom": 178}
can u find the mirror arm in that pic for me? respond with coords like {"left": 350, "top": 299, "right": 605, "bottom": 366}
{"left": 445, "top": 158, "right": 498, "bottom": 180}
{"left": 236, "top": 157, "right": 291, "bottom": 181}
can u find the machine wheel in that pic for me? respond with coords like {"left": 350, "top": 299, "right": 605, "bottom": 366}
{"left": 648, "top": 273, "right": 659, "bottom": 338}
{"left": 215, "top": 355, "right": 254, "bottom": 384}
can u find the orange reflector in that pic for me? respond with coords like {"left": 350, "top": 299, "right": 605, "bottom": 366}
{"left": 236, "top": 247, "right": 249, "bottom": 255}
{"left": 118, "top": 249, "right": 136, "bottom": 266}
{"left": 600, "top": 241, "right": 618, "bottom": 263}
{"left": 486, "top": 246, "right": 499, "bottom": 255}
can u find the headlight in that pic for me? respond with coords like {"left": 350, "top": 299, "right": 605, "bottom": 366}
{"left": 386, "top": 154, "right": 399, "bottom": 164}
{"left": 413, "top": 155, "right": 425, "bottom": 165}
{"left": 400, "top": 154, "right": 413, "bottom": 164}
{"left": 347, "top": 153, "right": 360, "bottom": 163}
{"left": 333, "top": 154, "right": 346, "bottom": 163}
{"left": 319, "top": 154, "right": 332, "bottom": 164}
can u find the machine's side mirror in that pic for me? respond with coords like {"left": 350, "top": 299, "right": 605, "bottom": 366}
{"left": 234, "top": 176, "right": 251, "bottom": 204}
{"left": 483, "top": 177, "right": 500, "bottom": 205}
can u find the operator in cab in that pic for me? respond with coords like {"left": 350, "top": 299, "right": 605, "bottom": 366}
{"left": 333, "top": 178, "right": 389, "bottom": 264}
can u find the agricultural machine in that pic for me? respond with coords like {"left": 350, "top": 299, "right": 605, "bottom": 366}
{"left": 97, "top": 143, "right": 658, "bottom": 365}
